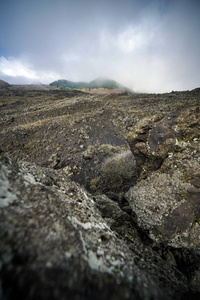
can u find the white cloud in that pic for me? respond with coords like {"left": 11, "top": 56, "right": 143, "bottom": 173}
{"left": 100, "top": 19, "right": 157, "bottom": 55}
{"left": 61, "top": 54, "right": 80, "bottom": 63}
{"left": 0, "top": 56, "right": 59, "bottom": 84}
{"left": 0, "top": 1, "right": 200, "bottom": 91}
{"left": 0, "top": 56, "right": 37, "bottom": 79}
{"left": 117, "top": 26, "right": 151, "bottom": 53}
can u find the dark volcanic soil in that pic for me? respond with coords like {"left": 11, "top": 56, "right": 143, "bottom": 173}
{"left": 0, "top": 85, "right": 200, "bottom": 300}
{"left": 0, "top": 85, "right": 199, "bottom": 193}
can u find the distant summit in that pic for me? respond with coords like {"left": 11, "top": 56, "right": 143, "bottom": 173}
{"left": 50, "top": 77, "right": 134, "bottom": 94}
{"left": 50, "top": 79, "right": 88, "bottom": 90}
{"left": 88, "top": 77, "right": 125, "bottom": 89}
{"left": 0, "top": 79, "right": 10, "bottom": 89}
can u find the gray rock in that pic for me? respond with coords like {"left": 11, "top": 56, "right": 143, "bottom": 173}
{"left": 125, "top": 170, "right": 200, "bottom": 249}
{"left": 0, "top": 79, "right": 9, "bottom": 89}
{"left": 126, "top": 106, "right": 200, "bottom": 251}
{"left": 0, "top": 157, "right": 169, "bottom": 300}
{"left": 0, "top": 157, "right": 193, "bottom": 300}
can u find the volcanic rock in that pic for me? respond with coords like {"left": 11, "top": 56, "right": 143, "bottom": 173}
{"left": 0, "top": 85, "right": 200, "bottom": 299}
{"left": 0, "top": 79, "right": 9, "bottom": 89}
{"left": 126, "top": 105, "right": 200, "bottom": 251}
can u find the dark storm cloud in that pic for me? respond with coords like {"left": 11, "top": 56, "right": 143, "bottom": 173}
{"left": 0, "top": 0, "right": 200, "bottom": 92}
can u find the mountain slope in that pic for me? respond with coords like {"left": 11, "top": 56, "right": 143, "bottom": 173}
{"left": 50, "top": 79, "right": 88, "bottom": 89}
{"left": 0, "top": 79, "right": 10, "bottom": 89}
{"left": 88, "top": 77, "right": 125, "bottom": 89}
{"left": 50, "top": 77, "right": 133, "bottom": 93}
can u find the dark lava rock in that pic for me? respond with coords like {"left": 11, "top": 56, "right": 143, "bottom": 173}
{"left": 1, "top": 156, "right": 198, "bottom": 300}
{"left": 0, "top": 86, "right": 200, "bottom": 299}
{"left": 126, "top": 105, "right": 200, "bottom": 251}
{"left": 0, "top": 79, "right": 9, "bottom": 89}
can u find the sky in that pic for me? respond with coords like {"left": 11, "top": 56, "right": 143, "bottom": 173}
{"left": 0, "top": 0, "right": 200, "bottom": 92}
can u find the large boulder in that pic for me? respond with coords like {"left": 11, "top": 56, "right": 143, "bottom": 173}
{"left": 126, "top": 106, "right": 200, "bottom": 251}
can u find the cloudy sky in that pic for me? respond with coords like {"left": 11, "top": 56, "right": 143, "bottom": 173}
{"left": 0, "top": 0, "right": 200, "bottom": 92}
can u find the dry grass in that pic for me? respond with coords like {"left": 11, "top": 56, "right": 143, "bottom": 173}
{"left": 101, "top": 149, "right": 137, "bottom": 184}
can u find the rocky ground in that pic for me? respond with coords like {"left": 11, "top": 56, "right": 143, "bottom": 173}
{"left": 0, "top": 85, "right": 200, "bottom": 299}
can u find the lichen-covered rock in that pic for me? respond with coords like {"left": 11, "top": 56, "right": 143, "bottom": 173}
{"left": 126, "top": 105, "right": 200, "bottom": 251}
{"left": 0, "top": 156, "right": 195, "bottom": 300}
{"left": 125, "top": 170, "right": 200, "bottom": 249}
{"left": 127, "top": 106, "right": 199, "bottom": 177}
{"left": 0, "top": 157, "right": 166, "bottom": 299}
{"left": 127, "top": 114, "right": 163, "bottom": 170}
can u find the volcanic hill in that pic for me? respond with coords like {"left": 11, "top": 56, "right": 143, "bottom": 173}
{"left": 50, "top": 77, "right": 134, "bottom": 94}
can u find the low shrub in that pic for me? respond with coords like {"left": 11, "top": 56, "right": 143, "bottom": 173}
{"left": 101, "top": 150, "right": 137, "bottom": 185}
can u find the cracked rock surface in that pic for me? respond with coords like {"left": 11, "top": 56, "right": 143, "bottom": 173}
{"left": 0, "top": 156, "right": 195, "bottom": 300}
{"left": 0, "top": 157, "right": 171, "bottom": 299}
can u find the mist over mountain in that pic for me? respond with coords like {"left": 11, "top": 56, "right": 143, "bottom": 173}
{"left": 88, "top": 77, "right": 126, "bottom": 89}
{"left": 50, "top": 77, "right": 133, "bottom": 94}
{"left": 50, "top": 79, "right": 88, "bottom": 89}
